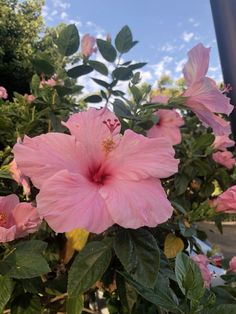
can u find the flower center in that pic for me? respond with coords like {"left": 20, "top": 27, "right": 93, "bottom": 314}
{"left": 89, "top": 165, "right": 109, "bottom": 186}
{"left": 0, "top": 212, "right": 8, "bottom": 227}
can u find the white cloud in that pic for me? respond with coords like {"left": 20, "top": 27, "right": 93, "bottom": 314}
{"left": 42, "top": 5, "right": 49, "bottom": 18}
{"left": 160, "top": 43, "right": 176, "bottom": 52}
{"left": 60, "top": 11, "right": 68, "bottom": 19}
{"left": 151, "top": 56, "right": 173, "bottom": 79}
{"left": 69, "top": 19, "right": 82, "bottom": 28}
{"left": 182, "top": 31, "right": 194, "bottom": 42}
{"left": 175, "top": 58, "right": 187, "bottom": 73}
{"left": 51, "top": 10, "right": 58, "bottom": 16}
{"left": 51, "top": 0, "right": 70, "bottom": 10}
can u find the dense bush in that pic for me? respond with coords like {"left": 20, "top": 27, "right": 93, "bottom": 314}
{"left": 0, "top": 22, "right": 236, "bottom": 313}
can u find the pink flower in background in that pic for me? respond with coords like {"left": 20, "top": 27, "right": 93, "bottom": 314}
{"left": 39, "top": 76, "right": 64, "bottom": 88}
{"left": 147, "top": 109, "right": 184, "bottom": 145}
{"left": 0, "top": 86, "right": 8, "bottom": 99}
{"left": 213, "top": 135, "right": 235, "bottom": 151}
{"left": 151, "top": 94, "right": 169, "bottom": 104}
{"left": 24, "top": 94, "right": 35, "bottom": 104}
{"left": 0, "top": 194, "right": 40, "bottom": 242}
{"left": 9, "top": 159, "right": 31, "bottom": 197}
{"left": 183, "top": 43, "right": 233, "bottom": 136}
{"left": 13, "top": 108, "right": 179, "bottom": 234}
{"left": 81, "top": 34, "right": 97, "bottom": 57}
{"left": 213, "top": 186, "right": 236, "bottom": 214}
{"left": 229, "top": 256, "right": 236, "bottom": 273}
{"left": 192, "top": 254, "right": 211, "bottom": 288}
{"left": 212, "top": 151, "right": 235, "bottom": 169}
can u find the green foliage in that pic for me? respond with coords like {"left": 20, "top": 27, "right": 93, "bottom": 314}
{"left": 114, "top": 229, "right": 160, "bottom": 288}
{"left": 0, "top": 0, "right": 44, "bottom": 97}
{"left": 68, "top": 241, "right": 112, "bottom": 296}
{"left": 56, "top": 24, "right": 80, "bottom": 56}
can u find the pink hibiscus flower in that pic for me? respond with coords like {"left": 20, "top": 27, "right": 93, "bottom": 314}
{"left": 192, "top": 254, "right": 211, "bottom": 288}
{"left": 0, "top": 86, "right": 8, "bottom": 99}
{"left": 229, "top": 256, "right": 236, "bottom": 273}
{"left": 81, "top": 34, "right": 97, "bottom": 58}
{"left": 9, "top": 159, "right": 31, "bottom": 197}
{"left": 13, "top": 108, "right": 179, "bottom": 234}
{"left": 212, "top": 151, "right": 235, "bottom": 169}
{"left": 213, "top": 135, "right": 235, "bottom": 151}
{"left": 24, "top": 94, "right": 35, "bottom": 104}
{"left": 0, "top": 194, "right": 40, "bottom": 242}
{"left": 147, "top": 109, "right": 184, "bottom": 145}
{"left": 183, "top": 43, "right": 233, "bottom": 136}
{"left": 213, "top": 186, "right": 236, "bottom": 214}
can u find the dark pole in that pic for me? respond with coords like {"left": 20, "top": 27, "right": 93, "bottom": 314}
{"left": 210, "top": 0, "right": 236, "bottom": 140}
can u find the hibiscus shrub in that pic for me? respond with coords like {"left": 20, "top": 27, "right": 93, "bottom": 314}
{"left": 0, "top": 24, "right": 236, "bottom": 313}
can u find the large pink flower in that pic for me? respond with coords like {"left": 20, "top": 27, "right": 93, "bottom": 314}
{"left": 183, "top": 43, "right": 233, "bottom": 135}
{"left": 212, "top": 151, "right": 235, "bottom": 169}
{"left": 13, "top": 108, "right": 179, "bottom": 234}
{"left": 9, "top": 159, "right": 31, "bottom": 197}
{"left": 0, "top": 194, "right": 40, "bottom": 242}
{"left": 213, "top": 186, "right": 236, "bottom": 214}
{"left": 229, "top": 256, "right": 236, "bottom": 273}
{"left": 192, "top": 254, "right": 211, "bottom": 288}
{"left": 147, "top": 109, "right": 184, "bottom": 145}
{"left": 81, "top": 34, "right": 97, "bottom": 58}
{"left": 213, "top": 135, "right": 235, "bottom": 151}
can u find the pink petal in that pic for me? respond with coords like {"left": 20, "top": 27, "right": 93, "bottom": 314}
{"left": 213, "top": 151, "right": 235, "bottom": 169}
{"left": 0, "top": 195, "right": 19, "bottom": 215}
{"left": 36, "top": 170, "right": 113, "bottom": 233}
{"left": 12, "top": 203, "right": 41, "bottom": 238}
{"left": 99, "top": 178, "right": 173, "bottom": 228}
{"left": 183, "top": 43, "right": 210, "bottom": 86}
{"left": 0, "top": 226, "right": 17, "bottom": 242}
{"left": 13, "top": 133, "right": 84, "bottom": 188}
{"left": 213, "top": 135, "right": 235, "bottom": 151}
{"left": 106, "top": 129, "right": 179, "bottom": 180}
{"left": 193, "top": 106, "right": 231, "bottom": 136}
{"left": 184, "top": 77, "right": 233, "bottom": 115}
{"left": 62, "top": 108, "right": 121, "bottom": 163}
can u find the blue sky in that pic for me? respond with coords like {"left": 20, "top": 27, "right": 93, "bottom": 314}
{"left": 42, "top": 0, "right": 222, "bottom": 86}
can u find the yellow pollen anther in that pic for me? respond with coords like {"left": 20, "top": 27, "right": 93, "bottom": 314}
{"left": 0, "top": 212, "right": 8, "bottom": 226}
{"left": 102, "top": 138, "right": 116, "bottom": 153}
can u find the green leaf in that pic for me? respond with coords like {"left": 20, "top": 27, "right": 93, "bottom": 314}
{"left": 174, "top": 174, "right": 190, "bottom": 195}
{"left": 67, "top": 65, "right": 93, "bottom": 78}
{"left": 115, "top": 25, "right": 134, "bottom": 53}
{"left": 0, "top": 276, "right": 15, "bottom": 313}
{"left": 119, "top": 271, "right": 179, "bottom": 312}
{"left": 11, "top": 294, "right": 42, "bottom": 314}
{"left": 113, "top": 99, "right": 133, "bottom": 119}
{"left": 192, "top": 133, "right": 215, "bottom": 152}
{"left": 66, "top": 294, "right": 84, "bottom": 314}
{"left": 84, "top": 95, "right": 102, "bottom": 103}
{"left": 92, "top": 78, "right": 110, "bottom": 89}
{"left": 0, "top": 169, "right": 11, "bottom": 179}
{"left": 129, "top": 85, "right": 142, "bottom": 103}
{"left": 0, "top": 240, "right": 50, "bottom": 279}
{"left": 128, "top": 62, "right": 147, "bottom": 71}
{"left": 96, "top": 39, "right": 117, "bottom": 62}
{"left": 175, "top": 252, "right": 205, "bottom": 301}
{"left": 31, "top": 74, "right": 40, "bottom": 94}
{"left": 32, "top": 58, "right": 54, "bottom": 75}
{"left": 88, "top": 60, "right": 108, "bottom": 76}
{"left": 114, "top": 229, "right": 160, "bottom": 288}
{"left": 57, "top": 24, "right": 80, "bottom": 56}
{"left": 207, "top": 304, "right": 236, "bottom": 314}
{"left": 113, "top": 67, "right": 133, "bottom": 81}
{"left": 116, "top": 273, "right": 138, "bottom": 314}
{"left": 68, "top": 241, "right": 112, "bottom": 296}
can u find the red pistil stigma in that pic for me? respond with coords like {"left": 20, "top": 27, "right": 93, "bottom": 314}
{"left": 103, "top": 119, "right": 120, "bottom": 133}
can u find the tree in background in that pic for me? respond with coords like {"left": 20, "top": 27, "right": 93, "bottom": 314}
{"left": 0, "top": 0, "right": 44, "bottom": 97}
